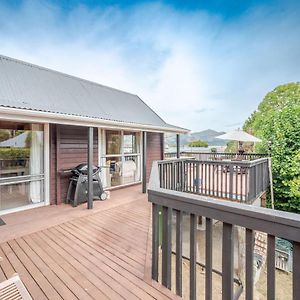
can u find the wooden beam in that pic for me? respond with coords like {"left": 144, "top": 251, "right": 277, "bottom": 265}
{"left": 55, "top": 125, "right": 61, "bottom": 205}
{"left": 142, "top": 131, "right": 147, "bottom": 193}
{"left": 87, "top": 127, "right": 93, "bottom": 209}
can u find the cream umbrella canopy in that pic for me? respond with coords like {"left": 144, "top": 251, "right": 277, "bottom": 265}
{"left": 216, "top": 129, "right": 262, "bottom": 143}
{"left": 216, "top": 129, "right": 261, "bottom": 154}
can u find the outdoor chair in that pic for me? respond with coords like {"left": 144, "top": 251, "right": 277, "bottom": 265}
{"left": 0, "top": 275, "right": 32, "bottom": 300}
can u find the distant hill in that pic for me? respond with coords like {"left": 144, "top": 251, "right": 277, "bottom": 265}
{"left": 189, "top": 129, "right": 227, "bottom": 146}
{"left": 165, "top": 129, "right": 227, "bottom": 147}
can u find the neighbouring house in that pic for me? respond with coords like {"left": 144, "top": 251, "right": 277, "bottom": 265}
{"left": 0, "top": 54, "right": 188, "bottom": 215}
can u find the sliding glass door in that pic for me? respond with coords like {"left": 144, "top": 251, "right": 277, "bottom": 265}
{"left": 100, "top": 130, "right": 141, "bottom": 187}
{"left": 0, "top": 121, "right": 44, "bottom": 212}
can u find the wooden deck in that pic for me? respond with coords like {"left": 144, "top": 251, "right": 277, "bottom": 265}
{"left": 0, "top": 185, "right": 180, "bottom": 299}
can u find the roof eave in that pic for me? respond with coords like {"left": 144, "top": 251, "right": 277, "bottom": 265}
{"left": 0, "top": 106, "right": 189, "bottom": 134}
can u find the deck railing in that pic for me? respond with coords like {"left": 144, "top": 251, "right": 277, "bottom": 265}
{"left": 148, "top": 160, "right": 300, "bottom": 300}
{"left": 158, "top": 158, "right": 269, "bottom": 203}
{"left": 165, "top": 151, "right": 268, "bottom": 161}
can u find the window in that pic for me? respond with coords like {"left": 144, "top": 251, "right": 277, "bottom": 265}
{"left": 101, "top": 130, "right": 141, "bottom": 187}
{"left": 106, "top": 131, "right": 121, "bottom": 155}
{"left": 0, "top": 121, "right": 44, "bottom": 212}
{"left": 123, "top": 132, "right": 137, "bottom": 154}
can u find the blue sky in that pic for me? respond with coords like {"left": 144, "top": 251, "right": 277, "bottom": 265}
{"left": 0, "top": 0, "right": 299, "bottom": 131}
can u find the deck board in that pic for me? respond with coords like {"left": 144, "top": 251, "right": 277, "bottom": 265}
{"left": 0, "top": 185, "right": 180, "bottom": 299}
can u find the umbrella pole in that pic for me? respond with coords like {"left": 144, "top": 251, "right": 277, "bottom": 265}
{"left": 268, "top": 157, "right": 275, "bottom": 209}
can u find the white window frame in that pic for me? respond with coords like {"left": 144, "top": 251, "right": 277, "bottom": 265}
{"left": 98, "top": 129, "right": 142, "bottom": 189}
{"left": 0, "top": 121, "right": 49, "bottom": 216}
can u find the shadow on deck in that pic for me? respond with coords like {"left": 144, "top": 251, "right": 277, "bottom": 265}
{"left": 0, "top": 185, "right": 180, "bottom": 299}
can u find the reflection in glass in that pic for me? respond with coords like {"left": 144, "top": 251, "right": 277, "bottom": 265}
{"left": 0, "top": 122, "right": 44, "bottom": 211}
{"left": 123, "top": 156, "right": 138, "bottom": 184}
{"left": 106, "top": 131, "right": 121, "bottom": 155}
{"left": 123, "top": 132, "right": 137, "bottom": 154}
{"left": 105, "top": 157, "right": 122, "bottom": 187}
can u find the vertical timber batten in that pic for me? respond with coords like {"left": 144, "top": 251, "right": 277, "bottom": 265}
{"left": 88, "top": 127, "right": 93, "bottom": 209}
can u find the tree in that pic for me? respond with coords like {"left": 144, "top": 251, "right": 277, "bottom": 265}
{"left": 0, "top": 129, "right": 10, "bottom": 142}
{"left": 188, "top": 140, "right": 208, "bottom": 147}
{"left": 244, "top": 83, "right": 300, "bottom": 212}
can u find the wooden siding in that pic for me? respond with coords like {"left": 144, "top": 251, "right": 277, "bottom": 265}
{"left": 49, "top": 127, "right": 163, "bottom": 204}
{"left": 146, "top": 132, "right": 164, "bottom": 181}
{"left": 49, "top": 125, "right": 98, "bottom": 205}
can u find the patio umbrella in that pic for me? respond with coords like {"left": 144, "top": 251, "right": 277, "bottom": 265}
{"left": 216, "top": 129, "right": 261, "bottom": 154}
{"left": 216, "top": 129, "right": 262, "bottom": 143}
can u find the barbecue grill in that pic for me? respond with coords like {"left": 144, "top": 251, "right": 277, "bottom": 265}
{"left": 66, "top": 164, "right": 108, "bottom": 207}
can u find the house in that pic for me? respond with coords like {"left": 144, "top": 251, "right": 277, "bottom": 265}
{"left": 0, "top": 55, "right": 299, "bottom": 300}
{"left": 0, "top": 54, "right": 187, "bottom": 215}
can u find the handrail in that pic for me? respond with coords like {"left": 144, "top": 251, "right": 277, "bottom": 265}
{"left": 148, "top": 160, "right": 300, "bottom": 300}
{"left": 165, "top": 151, "right": 268, "bottom": 161}
{"left": 156, "top": 158, "right": 269, "bottom": 203}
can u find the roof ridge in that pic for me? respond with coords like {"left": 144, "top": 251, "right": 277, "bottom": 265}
{"left": 0, "top": 54, "right": 138, "bottom": 98}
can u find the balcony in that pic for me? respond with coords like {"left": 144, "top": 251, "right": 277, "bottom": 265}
{"left": 160, "top": 155, "right": 269, "bottom": 204}
{"left": 148, "top": 159, "right": 300, "bottom": 299}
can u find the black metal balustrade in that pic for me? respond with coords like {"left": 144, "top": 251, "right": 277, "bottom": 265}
{"left": 159, "top": 158, "right": 269, "bottom": 204}
{"left": 148, "top": 160, "right": 300, "bottom": 300}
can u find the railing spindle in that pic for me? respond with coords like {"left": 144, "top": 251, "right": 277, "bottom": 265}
{"left": 235, "top": 165, "right": 238, "bottom": 201}
{"left": 205, "top": 218, "right": 213, "bottom": 300}
{"left": 245, "top": 228, "right": 254, "bottom": 300}
{"left": 208, "top": 164, "right": 211, "bottom": 195}
{"left": 189, "top": 162, "right": 192, "bottom": 192}
{"left": 222, "top": 222, "right": 234, "bottom": 300}
{"left": 212, "top": 164, "right": 215, "bottom": 196}
{"left": 190, "top": 213, "right": 197, "bottom": 300}
{"left": 267, "top": 234, "right": 275, "bottom": 300}
{"left": 229, "top": 164, "right": 234, "bottom": 199}
{"left": 201, "top": 163, "right": 204, "bottom": 194}
{"left": 216, "top": 164, "right": 219, "bottom": 197}
{"left": 162, "top": 206, "right": 172, "bottom": 289}
{"left": 176, "top": 210, "right": 183, "bottom": 296}
{"left": 220, "top": 165, "right": 223, "bottom": 198}
{"left": 205, "top": 163, "right": 208, "bottom": 195}
{"left": 240, "top": 167, "right": 243, "bottom": 202}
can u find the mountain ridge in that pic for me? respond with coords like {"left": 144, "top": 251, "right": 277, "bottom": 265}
{"left": 165, "top": 129, "right": 227, "bottom": 146}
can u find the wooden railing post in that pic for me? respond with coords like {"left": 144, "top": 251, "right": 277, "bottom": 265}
{"left": 222, "top": 223, "right": 234, "bottom": 300}
{"left": 152, "top": 203, "right": 159, "bottom": 281}
{"left": 190, "top": 213, "right": 197, "bottom": 300}
{"left": 267, "top": 235, "right": 275, "bottom": 300}
{"left": 142, "top": 131, "right": 147, "bottom": 193}
{"left": 87, "top": 127, "right": 93, "bottom": 210}
{"left": 205, "top": 218, "right": 213, "bottom": 300}
{"left": 245, "top": 228, "right": 254, "bottom": 300}
{"left": 293, "top": 242, "right": 300, "bottom": 300}
{"left": 176, "top": 210, "right": 183, "bottom": 296}
{"left": 162, "top": 206, "right": 172, "bottom": 289}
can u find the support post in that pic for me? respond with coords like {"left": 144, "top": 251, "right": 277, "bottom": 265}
{"left": 88, "top": 127, "right": 93, "bottom": 209}
{"left": 160, "top": 133, "right": 164, "bottom": 160}
{"left": 176, "top": 134, "right": 180, "bottom": 159}
{"left": 142, "top": 131, "right": 147, "bottom": 193}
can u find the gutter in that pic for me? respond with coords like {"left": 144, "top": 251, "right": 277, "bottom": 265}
{"left": 0, "top": 106, "right": 189, "bottom": 134}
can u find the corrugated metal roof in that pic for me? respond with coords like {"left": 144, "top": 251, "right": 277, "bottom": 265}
{"left": 0, "top": 55, "right": 187, "bottom": 132}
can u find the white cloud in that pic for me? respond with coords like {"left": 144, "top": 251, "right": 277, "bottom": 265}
{"left": 0, "top": 0, "right": 299, "bottom": 131}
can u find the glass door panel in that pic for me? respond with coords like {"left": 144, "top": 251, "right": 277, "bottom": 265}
{"left": 102, "top": 130, "right": 141, "bottom": 188}
{"left": 0, "top": 121, "right": 44, "bottom": 212}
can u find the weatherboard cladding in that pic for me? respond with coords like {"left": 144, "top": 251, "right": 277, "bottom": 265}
{"left": 0, "top": 55, "right": 170, "bottom": 128}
